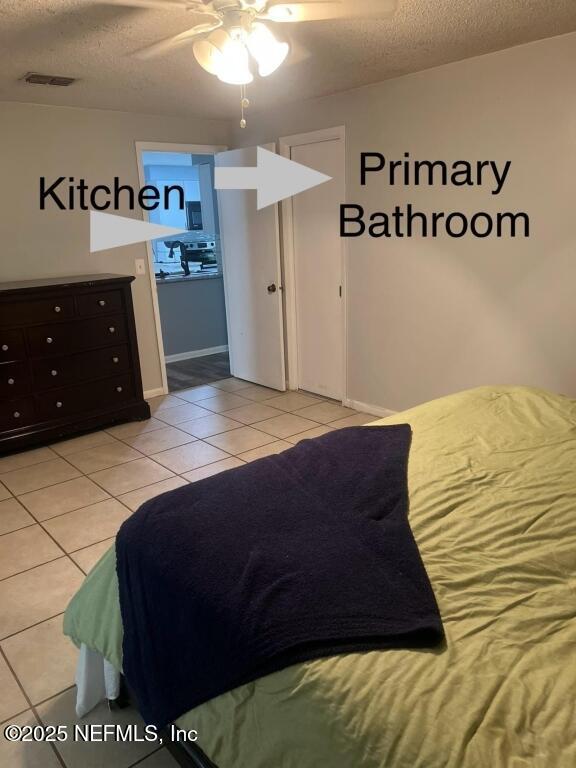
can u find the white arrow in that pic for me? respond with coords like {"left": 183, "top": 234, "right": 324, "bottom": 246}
{"left": 215, "top": 146, "right": 332, "bottom": 210}
{"left": 90, "top": 210, "right": 186, "bottom": 253}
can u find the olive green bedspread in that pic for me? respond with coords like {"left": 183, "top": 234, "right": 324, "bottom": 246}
{"left": 64, "top": 385, "right": 576, "bottom": 767}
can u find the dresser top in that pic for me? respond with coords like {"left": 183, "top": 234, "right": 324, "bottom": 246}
{"left": 0, "top": 274, "right": 134, "bottom": 296}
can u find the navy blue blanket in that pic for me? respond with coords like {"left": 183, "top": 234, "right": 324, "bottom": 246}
{"left": 117, "top": 425, "right": 443, "bottom": 728}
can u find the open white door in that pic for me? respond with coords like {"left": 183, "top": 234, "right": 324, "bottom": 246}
{"left": 216, "top": 145, "right": 286, "bottom": 391}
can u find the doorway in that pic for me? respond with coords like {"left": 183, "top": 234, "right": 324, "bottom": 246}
{"left": 279, "top": 127, "right": 347, "bottom": 401}
{"left": 138, "top": 134, "right": 346, "bottom": 402}
{"left": 136, "top": 142, "right": 230, "bottom": 393}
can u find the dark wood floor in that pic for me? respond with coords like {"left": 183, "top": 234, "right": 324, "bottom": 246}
{"left": 167, "top": 352, "right": 231, "bottom": 392}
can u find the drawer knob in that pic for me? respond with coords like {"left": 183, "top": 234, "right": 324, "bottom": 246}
{"left": 109, "top": 326, "right": 116, "bottom": 334}
{"left": 7, "top": 378, "right": 15, "bottom": 385}
{"left": 112, "top": 356, "right": 119, "bottom": 364}
{"left": 54, "top": 306, "right": 62, "bottom": 313}
{"left": 116, "top": 386, "right": 123, "bottom": 393}
{"left": 46, "top": 337, "right": 53, "bottom": 344}
{"left": 13, "top": 411, "right": 21, "bottom": 418}
{"left": 51, "top": 370, "right": 58, "bottom": 377}
{"left": 1, "top": 344, "right": 8, "bottom": 352}
{"left": 99, "top": 299, "right": 106, "bottom": 307}
{"left": 56, "top": 401, "right": 63, "bottom": 408}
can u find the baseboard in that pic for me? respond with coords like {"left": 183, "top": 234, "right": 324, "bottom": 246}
{"left": 343, "top": 398, "right": 397, "bottom": 418}
{"left": 164, "top": 345, "right": 229, "bottom": 364}
{"left": 144, "top": 387, "right": 165, "bottom": 400}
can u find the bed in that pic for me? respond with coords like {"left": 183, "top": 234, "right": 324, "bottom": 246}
{"left": 64, "top": 384, "right": 576, "bottom": 767}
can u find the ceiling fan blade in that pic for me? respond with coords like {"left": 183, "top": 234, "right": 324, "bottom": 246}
{"left": 99, "top": 0, "right": 198, "bottom": 9}
{"left": 135, "top": 20, "right": 222, "bottom": 59}
{"left": 288, "top": 40, "right": 312, "bottom": 65}
{"left": 261, "top": 0, "right": 397, "bottom": 22}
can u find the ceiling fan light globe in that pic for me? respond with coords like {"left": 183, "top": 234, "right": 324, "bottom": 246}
{"left": 216, "top": 37, "right": 254, "bottom": 85}
{"left": 194, "top": 30, "right": 253, "bottom": 85}
{"left": 193, "top": 39, "right": 222, "bottom": 75}
{"left": 247, "top": 22, "right": 290, "bottom": 77}
{"left": 217, "top": 68, "right": 254, "bottom": 85}
{"left": 266, "top": 5, "right": 294, "bottom": 22}
{"left": 193, "top": 29, "right": 231, "bottom": 75}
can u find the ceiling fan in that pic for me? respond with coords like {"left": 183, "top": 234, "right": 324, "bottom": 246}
{"left": 101, "top": 0, "right": 397, "bottom": 125}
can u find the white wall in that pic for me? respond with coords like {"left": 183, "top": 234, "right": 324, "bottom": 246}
{"left": 234, "top": 32, "right": 576, "bottom": 410}
{"left": 0, "top": 102, "right": 230, "bottom": 394}
{"left": 1, "top": 32, "right": 575, "bottom": 410}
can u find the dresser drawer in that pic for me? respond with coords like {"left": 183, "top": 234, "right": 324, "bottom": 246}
{"left": 77, "top": 289, "right": 124, "bottom": 317}
{"left": 27, "top": 315, "right": 128, "bottom": 358}
{"left": 0, "top": 362, "right": 31, "bottom": 398}
{"left": 0, "top": 329, "right": 26, "bottom": 362}
{"left": 0, "top": 397, "right": 36, "bottom": 431}
{"left": 36, "top": 375, "right": 135, "bottom": 421}
{"left": 0, "top": 296, "right": 74, "bottom": 328}
{"left": 32, "top": 345, "right": 131, "bottom": 390}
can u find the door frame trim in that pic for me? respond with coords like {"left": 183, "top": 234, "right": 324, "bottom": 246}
{"left": 278, "top": 126, "right": 347, "bottom": 401}
{"left": 135, "top": 141, "right": 227, "bottom": 395}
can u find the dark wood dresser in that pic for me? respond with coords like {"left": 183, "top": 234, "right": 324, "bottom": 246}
{"left": 0, "top": 274, "right": 151, "bottom": 454}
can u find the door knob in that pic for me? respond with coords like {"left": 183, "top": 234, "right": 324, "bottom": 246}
{"left": 267, "top": 283, "right": 277, "bottom": 294}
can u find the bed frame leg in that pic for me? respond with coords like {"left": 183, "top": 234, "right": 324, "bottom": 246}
{"left": 163, "top": 735, "right": 220, "bottom": 768}
{"left": 107, "top": 674, "right": 131, "bottom": 711}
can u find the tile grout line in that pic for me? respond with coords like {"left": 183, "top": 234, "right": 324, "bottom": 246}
{"left": 0, "top": 705, "right": 31, "bottom": 727}
{"left": 57, "top": 454, "right": 154, "bottom": 508}
{"left": 26, "top": 683, "right": 76, "bottom": 711}
{"left": 0, "top": 644, "right": 68, "bottom": 768}
{"left": 0, "top": 446, "right": 60, "bottom": 472}
{"left": 107, "top": 424, "right": 243, "bottom": 475}
{"left": 0, "top": 611, "right": 67, "bottom": 643}
{"left": 0, "top": 555, "right": 69, "bottom": 584}
{"left": 0, "top": 454, "right": 105, "bottom": 613}
{"left": 66, "top": 534, "right": 118, "bottom": 557}
{"left": 3, "top": 455, "right": 140, "bottom": 499}
{"left": 0, "top": 520, "right": 37, "bottom": 538}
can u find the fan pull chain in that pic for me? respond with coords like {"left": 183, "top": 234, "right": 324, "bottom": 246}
{"left": 240, "top": 84, "right": 249, "bottom": 129}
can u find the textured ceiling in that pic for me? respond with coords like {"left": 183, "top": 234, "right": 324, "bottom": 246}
{"left": 1, "top": 0, "right": 576, "bottom": 120}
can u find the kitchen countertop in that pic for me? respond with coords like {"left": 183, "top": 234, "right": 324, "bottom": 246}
{"left": 155, "top": 273, "right": 222, "bottom": 285}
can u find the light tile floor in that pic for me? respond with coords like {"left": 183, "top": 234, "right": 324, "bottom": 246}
{"left": 0, "top": 377, "right": 381, "bottom": 768}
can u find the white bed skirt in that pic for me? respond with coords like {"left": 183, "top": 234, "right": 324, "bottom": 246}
{"left": 75, "top": 643, "right": 121, "bottom": 717}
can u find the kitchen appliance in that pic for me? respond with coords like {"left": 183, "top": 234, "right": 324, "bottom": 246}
{"left": 186, "top": 201, "right": 203, "bottom": 231}
{"left": 179, "top": 240, "right": 218, "bottom": 276}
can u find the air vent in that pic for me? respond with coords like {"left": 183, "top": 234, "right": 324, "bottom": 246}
{"left": 22, "top": 72, "right": 77, "bottom": 87}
